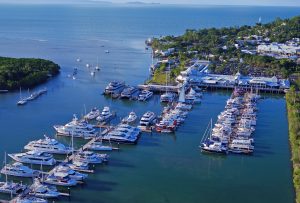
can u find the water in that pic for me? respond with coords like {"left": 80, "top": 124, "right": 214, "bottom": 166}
{"left": 0, "top": 4, "right": 298, "bottom": 203}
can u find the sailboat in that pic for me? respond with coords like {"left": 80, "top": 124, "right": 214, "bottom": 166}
{"left": 160, "top": 65, "right": 176, "bottom": 103}
{"left": 17, "top": 87, "right": 27, "bottom": 105}
{"left": 0, "top": 152, "right": 27, "bottom": 195}
{"left": 199, "top": 119, "right": 228, "bottom": 154}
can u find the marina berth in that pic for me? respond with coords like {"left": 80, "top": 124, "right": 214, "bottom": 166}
{"left": 1, "top": 162, "right": 40, "bottom": 178}
{"left": 8, "top": 151, "right": 56, "bottom": 166}
{"left": 54, "top": 115, "right": 96, "bottom": 138}
{"left": 24, "top": 135, "right": 73, "bottom": 155}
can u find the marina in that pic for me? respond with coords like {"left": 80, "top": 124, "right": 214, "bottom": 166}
{"left": 0, "top": 5, "right": 297, "bottom": 203}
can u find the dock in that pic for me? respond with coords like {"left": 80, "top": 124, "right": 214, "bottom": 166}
{"left": 138, "top": 84, "right": 180, "bottom": 93}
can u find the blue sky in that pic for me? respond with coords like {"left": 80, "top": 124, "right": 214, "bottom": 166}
{"left": 0, "top": 0, "right": 299, "bottom": 6}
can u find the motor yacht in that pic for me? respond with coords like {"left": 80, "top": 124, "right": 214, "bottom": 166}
{"left": 104, "top": 81, "right": 125, "bottom": 95}
{"left": 53, "top": 165, "right": 87, "bottom": 181}
{"left": 0, "top": 181, "right": 26, "bottom": 195}
{"left": 8, "top": 151, "right": 56, "bottom": 166}
{"left": 84, "top": 107, "right": 100, "bottom": 120}
{"left": 139, "top": 111, "right": 156, "bottom": 127}
{"left": 87, "top": 141, "right": 113, "bottom": 151}
{"left": 73, "top": 151, "right": 107, "bottom": 164}
{"left": 1, "top": 162, "right": 40, "bottom": 178}
{"left": 29, "top": 179, "right": 60, "bottom": 199}
{"left": 120, "top": 86, "right": 139, "bottom": 99}
{"left": 96, "top": 106, "right": 114, "bottom": 123}
{"left": 44, "top": 173, "right": 77, "bottom": 187}
{"left": 160, "top": 92, "right": 176, "bottom": 103}
{"left": 138, "top": 90, "right": 153, "bottom": 101}
{"left": 122, "top": 112, "right": 137, "bottom": 124}
{"left": 24, "top": 135, "right": 72, "bottom": 155}
{"left": 54, "top": 115, "right": 96, "bottom": 138}
{"left": 13, "top": 196, "right": 47, "bottom": 203}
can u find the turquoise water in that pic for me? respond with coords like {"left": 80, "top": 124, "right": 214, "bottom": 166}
{"left": 0, "top": 5, "right": 298, "bottom": 203}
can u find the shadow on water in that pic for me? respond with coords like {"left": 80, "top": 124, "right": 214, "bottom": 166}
{"left": 109, "top": 158, "right": 135, "bottom": 168}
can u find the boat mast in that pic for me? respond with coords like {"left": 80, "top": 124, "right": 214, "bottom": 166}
{"left": 4, "top": 152, "right": 7, "bottom": 183}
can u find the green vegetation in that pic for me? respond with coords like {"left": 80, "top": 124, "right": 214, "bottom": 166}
{"left": 286, "top": 77, "right": 300, "bottom": 203}
{"left": 149, "top": 15, "right": 300, "bottom": 84}
{"left": 0, "top": 57, "right": 60, "bottom": 90}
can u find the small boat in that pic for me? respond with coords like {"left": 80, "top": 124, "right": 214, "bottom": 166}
{"left": 0, "top": 181, "right": 27, "bottom": 195}
{"left": 138, "top": 90, "right": 153, "bottom": 101}
{"left": 17, "top": 87, "right": 27, "bottom": 106}
{"left": 13, "top": 196, "right": 48, "bottom": 203}
{"left": 29, "top": 179, "right": 60, "bottom": 199}
{"left": 105, "top": 50, "right": 109, "bottom": 53}
{"left": 84, "top": 107, "right": 100, "bottom": 120}
{"left": 96, "top": 106, "right": 114, "bottom": 123}
{"left": 122, "top": 112, "right": 138, "bottom": 124}
{"left": 1, "top": 162, "right": 40, "bottom": 178}
{"left": 90, "top": 71, "right": 95, "bottom": 76}
{"left": 76, "top": 58, "right": 81, "bottom": 62}
{"left": 8, "top": 151, "right": 56, "bottom": 166}
{"left": 86, "top": 63, "right": 90, "bottom": 68}
{"left": 44, "top": 173, "right": 77, "bottom": 187}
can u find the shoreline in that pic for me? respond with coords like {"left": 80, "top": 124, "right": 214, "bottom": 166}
{"left": 286, "top": 85, "right": 300, "bottom": 203}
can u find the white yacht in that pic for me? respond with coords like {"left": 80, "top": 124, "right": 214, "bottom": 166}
{"left": 122, "top": 112, "right": 138, "bottom": 124}
{"left": 102, "top": 131, "right": 138, "bottom": 144}
{"left": 68, "top": 160, "right": 90, "bottom": 173}
{"left": 1, "top": 162, "right": 40, "bottom": 178}
{"left": 29, "top": 179, "right": 60, "bottom": 199}
{"left": 24, "top": 135, "right": 72, "bottom": 155}
{"left": 13, "top": 196, "right": 47, "bottom": 203}
{"left": 120, "top": 86, "right": 139, "bottom": 99}
{"left": 96, "top": 106, "right": 114, "bottom": 122}
{"left": 54, "top": 115, "right": 96, "bottom": 138}
{"left": 138, "top": 90, "right": 153, "bottom": 101}
{"left": 84, "top": 107, "right": 100, "bottom": 120}
{"left": 87, "top": 141, "right": 113, "bottom": 151}
{"left": 53, "top": 165, "right": 88, "bottom": 181}
{"left": 73, "top": 151, "right": 106, "bottom": 164}
{"left": 104, "top": 81, "right": 125, "bottom": 94}
{"left": 139, "top": 111, "right": 156, "bottom": 127}
{"left": 160, "top": 92, "right": 176, "bottom": 103}
{"left": 44, "top": 173, "right": 77, "bottom": 187}
{"left": 185, "top": 88, "right": 201, "bottom": 103}
{"left": 0, "top": 181, "right": 26, "bottom": 195}
{"left": 8, "top": 151, "right": 56, "bottom": 166}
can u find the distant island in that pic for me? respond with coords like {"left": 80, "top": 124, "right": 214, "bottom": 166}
{"left": 0, "top": 57, "right": 60, "bottom": 90}
{"left": 148, "top": 15, "right": 300, "bottom": 84}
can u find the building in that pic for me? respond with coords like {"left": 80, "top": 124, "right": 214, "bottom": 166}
{"left": 257, "top": 43, "right": 300, "bottom": 57}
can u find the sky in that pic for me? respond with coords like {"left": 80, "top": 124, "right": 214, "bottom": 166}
{"left": 0, "top": 0, "right": 299, "bottom": 6}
